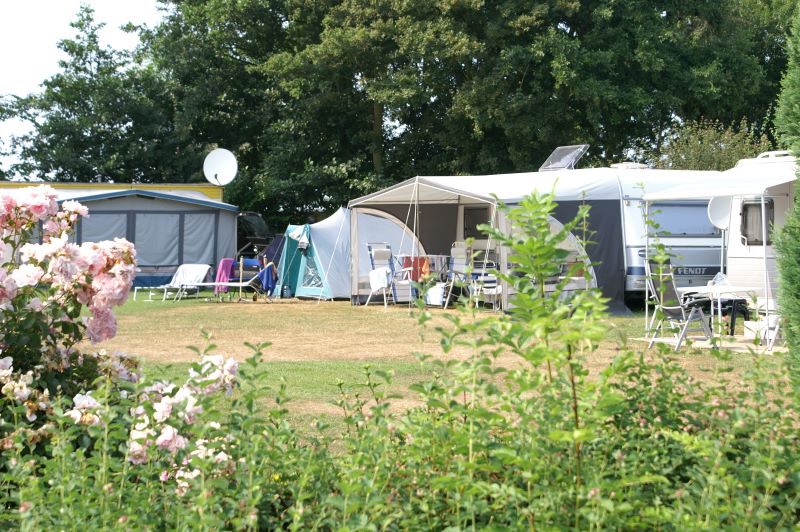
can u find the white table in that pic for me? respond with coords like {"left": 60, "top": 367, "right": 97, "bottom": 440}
{"left": 678, "top": 285, "right": 759, "bottom": 336}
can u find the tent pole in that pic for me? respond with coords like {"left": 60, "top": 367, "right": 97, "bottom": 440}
{"left": 721, "top": 229, "right": 725, "bottom": 275}
{"left": 414, "top": 182, "right": 419, "bottom": 261}
{"left": 484, "top": 202, "right": 497, "bottom": 309}
{"left": 499, "top": 209, "right": 508, "bottom": 310}
{"left": 400, "top": 180, "right": 416, "bottom": 257}
{"left": 761, "top": 194, "right": 770, "bottom": 339}
{"left": 350, "top": 209, "right": 358, "bottom": 304}
{"left": 412, "top": 182, "right": 420, "bottom": 305}
{"left": 238, "top": 257, "right": 243, "bottom": 301}
{"left": 644, "top": 201, "right": 650, "bottom": 337}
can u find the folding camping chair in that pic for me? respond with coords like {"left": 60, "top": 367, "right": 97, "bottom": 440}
{"left": 195, "top": 260, "right": 277, "bottom": 302}
{"left": 645, "top": 259, "right": 712, "bottom": 350}
{"left": 133, "top": 264, "right": 212, "bottom": 302}
{"left": 364, "top": 243, "right": 412, "bottom": 307}
{"left": 750, "top": 297, "right": 782, "bottom": 351}
{"left": 472, "top": 258, "right": 502, "bottom": 311}
{"left": 443, "top": 242, "right": 472, "bottom": 309}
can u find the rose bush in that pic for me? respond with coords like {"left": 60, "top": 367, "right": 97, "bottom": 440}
{"left": 0, "top": 185, "right": 136, "bottom": 448}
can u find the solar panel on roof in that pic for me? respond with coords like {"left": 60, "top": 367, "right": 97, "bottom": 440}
{"left": 539, "top": 144, "right": 590, "bottom": 171}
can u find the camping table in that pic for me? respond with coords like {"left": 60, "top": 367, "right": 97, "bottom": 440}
{"left": 678, "top": 285, "right": 759, "bottom": 336}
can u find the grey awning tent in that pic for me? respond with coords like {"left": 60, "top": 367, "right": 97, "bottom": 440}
{"left": 348, "top": 171, "right": 626, "bottom": 311}
{"left": 57, "top": 189, "right": 238, "bottom": 287}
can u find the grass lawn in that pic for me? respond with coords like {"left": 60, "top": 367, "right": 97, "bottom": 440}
{"left": 99, "top": 292, "right": 777, "bottom": 425}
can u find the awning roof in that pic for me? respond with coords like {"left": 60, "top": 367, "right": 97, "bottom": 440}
{"left": 348, "top": 169, "right": 622, "bottom": 207}
{"left": 643, "top": 159, "right": 797, "bottom": 201}
{"left": 348, "top": 168, "right": 725, "bottom": 207}
{"left": 56, "top": 189, "right": 239, "bottom": 212}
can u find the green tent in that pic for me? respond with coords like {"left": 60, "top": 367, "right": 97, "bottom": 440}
{"left": 276, "top": 208, "right": 350, "bottom": 300}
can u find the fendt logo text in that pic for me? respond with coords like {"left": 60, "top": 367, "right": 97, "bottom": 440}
{"left": 674, "top": 267, "right": 708, "bottom": 275}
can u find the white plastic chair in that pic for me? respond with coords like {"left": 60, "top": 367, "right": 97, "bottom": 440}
{"left": 364, "top": 243, "right": 412, "bottom": 307}
{"left": 134, "top": 264, "right": 211, "bottom": 302}
{"left": 444, "top": 242, "right": 471, "bottom": 309}
{"left": 474, "top": 271, "right": 502, "bottom": 310}
{"left": 753, "top": 297, "right": 781, "bottom": 351}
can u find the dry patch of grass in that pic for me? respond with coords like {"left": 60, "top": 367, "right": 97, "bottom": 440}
{"left": 104, "top": 299, "right": 446, "bottom": 363}
{"left": 100, "top": 296, "right": 776, "bottom": 422}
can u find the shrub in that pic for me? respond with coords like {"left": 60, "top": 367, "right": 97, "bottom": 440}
{"left": 776, "top": 7, "right": 800, "bottom": 392}
{"left": 0, "top": 185, "right": 136, "bottom": 456}
{"left": 1, "top": 189, "right": 798, "bottom": 529}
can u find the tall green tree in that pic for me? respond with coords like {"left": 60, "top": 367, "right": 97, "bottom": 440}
{"left": 655, "top": 118, "right": 774, "bottom": 171}
{"left": 5, "top": 6, "right": 202, "bottom": 182}
{"left": 265, "top": 0, "right": 794, "bottom": 179}
{"left": 144, "top": 0, "right": 338, "bottom": 225}
{"left": 0, "top": 99, "right": 10, "bottom": 180}
{"left": 774, "top": 5, "right": 800, "bottom": 391}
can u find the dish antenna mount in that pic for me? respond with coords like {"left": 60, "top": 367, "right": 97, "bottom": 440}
{"left": 707, "top": 196, "right": 732, "bottom": 230}
{"left": 708, "top": 196, "right": 732, "bottom": 274}
{"left": 203, "top": 148, "right": 238, "bottom": 186}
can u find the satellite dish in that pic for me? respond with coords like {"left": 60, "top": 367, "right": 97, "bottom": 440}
{"left": 708, "top": 196, "right": 732, "bottom": 230}
{"left": 203, "top": 148, "right": 238, "bottom": 186}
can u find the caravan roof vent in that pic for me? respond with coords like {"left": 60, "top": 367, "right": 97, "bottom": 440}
{"left": 736, "top": 150, "right": 796, "bottom": 167}
{"left": 610, "top": 162, "right": 648, "bottom": 169}
{"left": 754, "top": 150, "right": 793, "bottom": 159}
{"left": 539, "top": 144, "right": 589, "bottom": 172}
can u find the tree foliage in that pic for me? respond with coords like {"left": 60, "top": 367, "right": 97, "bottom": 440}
{"left": 775, "top": 6, "right": 800, "bottom": 391}
{"left": 0, "top": 1, "right": 795, "bottom": 226}
{"left": 655, "top": 118, "right": 774, "bottom": 171}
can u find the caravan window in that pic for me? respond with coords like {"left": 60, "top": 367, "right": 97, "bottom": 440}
{"left": 464, "top": 206, "right": 490, "bottom": 239}
{"left": 741, "top": 199, "right": 774, "bottom": 246}
{"left": 651, "top": 202, "right": 719, "bottom": 237}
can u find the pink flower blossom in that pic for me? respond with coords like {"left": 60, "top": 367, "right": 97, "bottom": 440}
{"left": 1, "top": 194, "right": 17, "bottom": 216}
{"left": 11, "top": 264, "right": 44, "bottom": 288}
{"left": 65, "top": 393, "right": 102, "bottom": 425}
{"left": 189, "top": 355, "right": 238, "bottom": 395}
{"left": 0, "top": 270, "right": 17, "bottom": 304}
{"left": 128, "top": 426, "right": 156, "bottom": 464}
{"left": 174, "top": 468, "right": 201, "bottom": 495}
{"left": 129, "top": 440, "right": 150, "bottom": 465}
{"left": 174, "top": 386, "right": 203, "bottom": 424}
{"left": 24, "top": 298, "right": 44, "bottom": 312}
{"left": 2, "top": 380, "right": 31, "bottom": 402}
{"left": 153, "top": 398, "right": 173, "bottom": 423}
{"left": 60, "top": 200, "right": 88, "bottom": 218}
{"left": 73, "top": 393, "right": 100, "bottom": 410}
{"left": 85, "top": 307, "right": 117, "bottom": 344}
{"left": 156, "top": 425, "right": 188, "bottom": 454}
{"left": 16, "top": 185, "right": 59, "bottom": 220}
{"left": 142, "top": 381, "right": 176, "bottom": 402}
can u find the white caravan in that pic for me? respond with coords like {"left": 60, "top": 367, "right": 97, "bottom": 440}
{"left": 643, "top": 151, "right": 797, "bottom": 300}
{"left": 615, "top": 170, "right": 725, "bottom": 297}
{"left": 724, "top": 153, "right": 796, "bottom": 298}
{"left": 348, "top": 164, "right": 728, "bottom": 310}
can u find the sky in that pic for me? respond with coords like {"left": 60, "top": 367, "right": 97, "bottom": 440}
{"left": 0, "top": 0, "right": 165, "bottom": 174}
